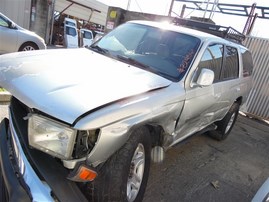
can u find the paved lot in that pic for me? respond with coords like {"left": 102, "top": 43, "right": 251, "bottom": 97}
{"left": 144, "top": 113, "right": 269, "bottom": 202}
{"left": 0, "top": 104, "right": 268, "bottom": 201}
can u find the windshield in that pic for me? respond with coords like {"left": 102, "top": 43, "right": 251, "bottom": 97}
{"left": 91, "top": 22, "right": 201, "bottom": 81}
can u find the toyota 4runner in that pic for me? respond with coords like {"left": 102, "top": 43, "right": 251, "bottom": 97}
{"left": 0, "top": 20, "right": 253, "bottom": 202}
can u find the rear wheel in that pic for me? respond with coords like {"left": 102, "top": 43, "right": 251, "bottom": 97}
{"left": 86, "top": 127, "right": 151, "bottom": 202}
{"left": 208, "top": 102, "right": 240, "bottom": 141}
{"left": 19, "top": 42, "right": 38, "bottom": 51}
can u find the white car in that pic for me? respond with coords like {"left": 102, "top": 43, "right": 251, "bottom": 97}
{"left": 0, "top": 12, "right": 46, "bottom": 54}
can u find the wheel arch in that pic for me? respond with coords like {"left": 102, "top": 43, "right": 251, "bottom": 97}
{"left": 128, "top": 123, "right": 165, "bottom": 148}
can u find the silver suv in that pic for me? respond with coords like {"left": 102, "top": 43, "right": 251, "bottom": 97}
{"left": 0, "top": 20, "right": 253, "bottom": 201}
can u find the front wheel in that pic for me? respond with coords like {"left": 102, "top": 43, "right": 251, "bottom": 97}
{"left": 86, "top": 127, "right": 151, "bottom": 202}
{"left": 208, "top": 102, "right": 240, "bottom": 141}
{"left": 19, "top": 42, "right": 38, "bottom": 51}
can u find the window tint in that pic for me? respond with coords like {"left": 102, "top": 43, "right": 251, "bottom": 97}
{"left": 222, "top": 46, "right": 239, "bottom": 80}
{"left": 198, "top": 44, "right": 223, "bottom": 83}
{"left": 241, "top": 48, "right": 253, "bottom": 77}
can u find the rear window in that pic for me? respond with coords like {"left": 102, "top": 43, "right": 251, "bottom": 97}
{"left": 241, "top": 48, "right": 253, "bottom": 77}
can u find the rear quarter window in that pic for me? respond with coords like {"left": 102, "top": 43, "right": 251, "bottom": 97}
{"left": 241, "top": 48, "right": 254, "bottom": 77}
{"left": 222, "top": 46, "right": 239, "bottom": 80}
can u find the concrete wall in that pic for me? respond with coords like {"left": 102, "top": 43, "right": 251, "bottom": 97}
{"left": 29, "top": 0, "right": 49, "bottom": 41}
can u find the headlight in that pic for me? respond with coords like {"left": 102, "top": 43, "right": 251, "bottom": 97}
{"left": 28, "top": 114, "right": 76, "bottom": 160}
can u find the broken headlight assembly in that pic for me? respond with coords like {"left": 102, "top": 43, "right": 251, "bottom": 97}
{"left": 28, "top": 114, "right": 77, "bottom": 160}
{"left": 28, "top": 114, "right": 100, "bottom": 160}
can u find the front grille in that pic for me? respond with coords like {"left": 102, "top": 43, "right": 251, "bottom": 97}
{"left": 9, "top": 97, "right": 30, "bottom": 146}
{"left": 9, "top": 96, "right": 45, "bottom": 181}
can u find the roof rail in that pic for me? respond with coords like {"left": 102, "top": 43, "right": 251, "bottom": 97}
{"left": 173, "top": 18, "right": 246, "bottom": 44}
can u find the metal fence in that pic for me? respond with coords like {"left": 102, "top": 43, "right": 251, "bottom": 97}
{"left": 243, "top": 36, "right": 269, "bottom": 120}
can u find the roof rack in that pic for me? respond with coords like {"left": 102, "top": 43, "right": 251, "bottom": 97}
{"left": 173, "top": 18, "right": 246, "bottom": 44}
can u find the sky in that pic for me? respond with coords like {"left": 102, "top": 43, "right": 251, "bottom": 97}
{"left": 97, "top": 0, "right": 269, "bottom": 38}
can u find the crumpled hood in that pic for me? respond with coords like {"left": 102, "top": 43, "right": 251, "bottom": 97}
{"left": 0, "top": 48, "right": 171, "bottom": 124}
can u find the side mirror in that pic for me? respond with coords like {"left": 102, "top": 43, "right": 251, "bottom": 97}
{"left": 9, "top": 22, "right": 17, "bottom": 29}
{"left": 196, "top": 68, "right": 214, "bottom": 86}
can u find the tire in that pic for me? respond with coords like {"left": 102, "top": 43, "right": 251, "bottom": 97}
{"left": 85, "top": 127, "right": 151, "bottom": 202}
{"left": 19, "top": 42, "right": 38, "bottom": 51}
{"left": 208, "top": 102, "right": 240, "bottom": 141}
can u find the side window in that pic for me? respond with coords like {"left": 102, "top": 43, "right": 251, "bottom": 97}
{"left": 241, "top": 48, "right": 253, "bottom": 77}
{"left": 222, "top": 46, "right": 239, "bottom": 80}
{"left": 198, "top": 44, "right": 223, "bottom": 83}
{"left": 0, "top": 16, "right": 9, "bottom": 28}
{"left": 66, "top": 26, "right": 77, "bottom": 36}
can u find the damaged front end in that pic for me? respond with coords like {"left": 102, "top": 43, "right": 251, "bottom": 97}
{"left": 0, "top": 97, "right": 100, "bottom": 201}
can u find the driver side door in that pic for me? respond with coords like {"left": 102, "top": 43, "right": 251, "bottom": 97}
{"left": 174, "top": 43, "right": 225, "bottom": 141}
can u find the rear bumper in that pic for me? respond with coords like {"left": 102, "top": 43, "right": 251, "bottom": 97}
{"left": 0, "top": 118, "right": 88, "bottom": 202}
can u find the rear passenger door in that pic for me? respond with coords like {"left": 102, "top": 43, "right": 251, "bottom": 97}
{"left": 216, "top": 45, "right": 241, "bottom": 117}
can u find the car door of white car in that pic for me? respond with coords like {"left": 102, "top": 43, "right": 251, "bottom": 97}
{"left": 64, "top": 24, "right": 78, "bottom": 48}
{"left": 173, "top": 43, "right": 226, "bottom": 143}
{"left": 0, "top": 14, "right": 18, "bottom": 54}
{"left": 80, "top": 29, "right": 93, "bottom": 47}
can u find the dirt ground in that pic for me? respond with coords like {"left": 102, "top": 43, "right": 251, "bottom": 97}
{"left": 144, "top": 114, "right": 269, "bottom": 202}
{"left": 1, "top": 104, "right": 269, "bottom": 202}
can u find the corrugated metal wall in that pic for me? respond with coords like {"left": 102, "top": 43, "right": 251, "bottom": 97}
{"left": 243, "top": 37, "right": 269, "bottom": 120}
{"left": 0, "top": 0, "right": 31, "bottom": 29}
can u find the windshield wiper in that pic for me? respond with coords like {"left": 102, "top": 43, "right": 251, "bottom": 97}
{"left": 116, "top": 55, "right": 151, "bottom": 70}
{"left": 89, "top": 45, "right": 109, "bottom": 55}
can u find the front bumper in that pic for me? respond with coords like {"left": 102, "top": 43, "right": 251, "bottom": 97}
{"left": 0, "top": 118, "right": 87, "bottom": 202}
{"left": 0, "top": 118, "right": 30, "bottom": 202}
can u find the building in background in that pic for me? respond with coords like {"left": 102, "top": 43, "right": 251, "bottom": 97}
{"left": 0, "top": 0, "right": 108, "bottom": 44}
